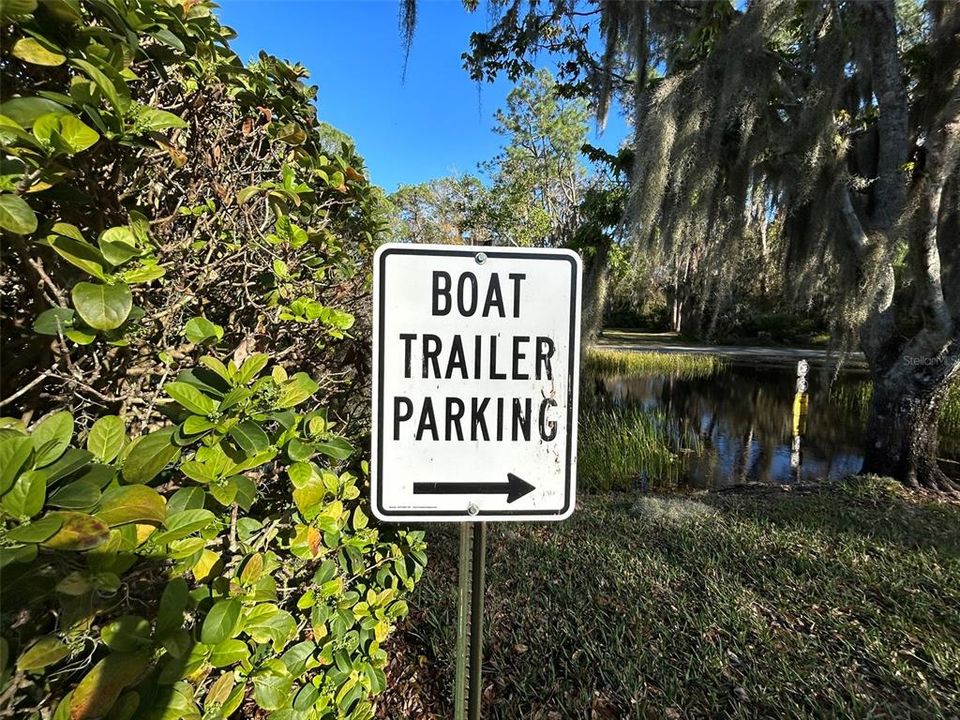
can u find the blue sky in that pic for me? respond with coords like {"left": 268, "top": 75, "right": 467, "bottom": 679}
{"left": 217, "top": 1, "right": 629, "bottom": 193}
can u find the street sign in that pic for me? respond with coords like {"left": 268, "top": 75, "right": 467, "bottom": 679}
{"left": 371, "top": 243, "right": 581, "bottom": 522}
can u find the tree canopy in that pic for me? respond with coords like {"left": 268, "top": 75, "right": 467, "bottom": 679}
{"left": 450, "top": 0, "right": 960, "bottom": 489}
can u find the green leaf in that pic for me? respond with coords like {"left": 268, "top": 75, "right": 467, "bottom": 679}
{"left": 287, "top": 462, "right": 315, "bottom": 489}
{"left": 57, "top": 113, "right": 99, "bottom": 152}
{"left": 314, "top": 436, "right": 355, "bottom": 461}
{"left": 152, "top": 508, "right": 214, "bottom": 544}
{"left": 165, "top": 487, "right": 205, "bottom": 515}
{"left": 352, "top": 506, "right": 368, "bottom": 530}
{"left": 0, "top": 433, "right": 33, "bottom": 494}
{"left": 252, "top": 669, "right": 293, "bottom": 711}
{"left": 201, "top": 599, "right": 242, "bottom": 645}
{"left": 11, "top": 37, "right": 65, "bottom": 66}
{"left": 33, "top": 307, "right": 75, "bottom": 335}
{"left": 71, "top": 281, "right": 133, "bottom": 331}
{"left": 101, "top": 615, "right": 152, "bottom": 652}
{"left": 229, "top": 420, "right": 269, "bottom": 454}
{"left": 33, "top": 447, "right": 92, "bottom": 483}
{"left": 236, "top": 186, "right": 260, "bottom": 205}
{"left": 276, "top": 373, "right": 319, "bottom": 408}
{"left": 97, "top": 226, "right": 139, "bottom": 266}
{"left": 2, "top": 469, "right": 46, "bottom": 517}
{"left": 0, "top": 0, "right": 36, "bottom": 20}
{"left": 97, "top": 485, "right": 166, "bottom": 526}
{"left": 48, "top": 480, "right": 99, "bottom": 509}
{"left": 182, "top": 317, "right": 223, "bottom": 345}
{"left": 70, "top": 58, "right": 126, "bottom": 115}
{"left": 179, "top": 459, "right": 217, "bottom": 485}
{"left": 312, "top": 560, "right": 337, "bottom": 587}
{"left": 0, "top": 96, "right": 66, "bottom": 127}
{"left": 247, "top": 608, "right": 297, "bottom": 648}
{"left": 122, "top": 427, "right": 180, "bottom": 484}
{"left": 87, "top": 415, "right": 125, "bottom": 462}
{"left": 232, "top": 476, "right": 256, "bottom": 511}
{"left": 17, "top": 636, "right": 69, "bottom": 672}
{"left": 152, "top": 27, "right": 185, "bottom": 52}
{"left": 0, "top": 113, "right": 36, "bottom": 147}
{"left": 209, "top": 638, "right": 249, "bottom": 667}
{"left": 33, "top": 112, "right": 99, "bottom": 154}
{"left": 43, "top": 0, "right": 81, "bottom": 23}
{"left": 121, "top": 264, "right": 165, "bottom": 284}
{"left": 54, "top": 570, "right": 90, "bottom": 595}
{"left": 236, "top": 354, "right": 269, "bottom": 385}
{"left": 42, "top": 511, "right": 110, "bottom": 551}
{"left": 182, "top": 416, "right": 216, "bottom": 435}
{"left": 135, "top": 105, "right": 187, "bottom": 132}
{"left": 63, "top": 328, "right": 95, "bottom": 345}
{"left": 157, "top": 578, "right": 190, "bottom": 638}
{"left": 75, "top": 462, "right": 115, "bottom": 489}
{"left": 31, "top": 410, "right": 73, "bottom": 467}
{"left": 280, "top": 641, "right": 315, "bottom": 676}
{"left": 5, "top": 513, "right": 63, "bottom": 543}
{"left": 197, "top": 356, "right": 231, "bottom": 383}
{"left": 164, "top": 382, "right": 219, "bottom": 416}
{"left": 0, "top": 193, "right": 38, "bottom": 234}
{"left": 44, "top": 230, "right": 109, "bottom": 281}
{"left": 286, "top": 438, "right": 314, "bottom": 462}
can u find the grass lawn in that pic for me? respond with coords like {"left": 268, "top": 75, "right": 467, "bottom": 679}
{"left": 380, "top": 480, "right": 960, "bottom": 719}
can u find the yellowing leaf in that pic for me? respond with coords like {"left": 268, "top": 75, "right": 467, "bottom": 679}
{"left": 193, "top": 548, "right": 220, "bottom": 582}
{"left": 12, "top": 37, "right": 65, "bottom": 66}
{"left": 68, "top": 650, "right": 150, "bottom": 720}
{"left": 42, "top": 512, "right": 110, "bottom": 551}
{"left": 97, "top": 485, "right": 165, "bottom": 526}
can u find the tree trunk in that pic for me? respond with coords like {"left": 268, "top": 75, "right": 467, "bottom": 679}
{"left": 672, "top": 295, "right": 683, "bottom": 334}
{"left": 580, "top": 244, "right": 610, "bottom": 351}
{"left": 861, "top": 359, "right": 960, "bottom": 491}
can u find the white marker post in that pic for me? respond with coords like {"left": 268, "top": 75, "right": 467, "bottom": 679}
{"left": 791, "top": 359, "right": 809, "bottom": 472}
{"left": 371, "top": 243, "right": 582, "bottom": 718}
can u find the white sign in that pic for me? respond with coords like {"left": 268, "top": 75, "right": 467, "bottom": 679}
{"left": 371, "top": 243, "right": 581, "bottom": 522}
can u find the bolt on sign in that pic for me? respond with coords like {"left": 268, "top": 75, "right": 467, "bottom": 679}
{"left": 371, "top": 244, "right": 581, "bottom": 522}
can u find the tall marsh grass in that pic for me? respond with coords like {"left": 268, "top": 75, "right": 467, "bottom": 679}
{"left": 584, "top": 348, "right": 723, "bottom": 379}
{"left": 578, "top": 406, "right": 698, "bottom": 492}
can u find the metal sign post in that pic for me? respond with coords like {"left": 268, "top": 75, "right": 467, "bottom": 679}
{"left": 371, "top": 244, "right": 581, "bottom": 717}
{"left": 452, "top": 522, "right": 487, "bottom": 720}
{"left": 453, "top": 524, "right": 471, "bottom": 720}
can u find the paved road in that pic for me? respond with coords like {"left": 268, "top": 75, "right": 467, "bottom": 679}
{"left": 596, "top": 332, "right": 868, "bottom": 369}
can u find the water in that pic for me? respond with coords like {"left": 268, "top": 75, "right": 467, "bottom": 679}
{"left": 593, "top": 362, "right": 959, "bottom": 488}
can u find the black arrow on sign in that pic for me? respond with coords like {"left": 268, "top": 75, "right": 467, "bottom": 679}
{"left": 413, "top": 473, "right": 535, "bottom": 504}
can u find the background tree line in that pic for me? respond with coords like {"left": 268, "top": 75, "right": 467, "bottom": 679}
{"left": 401, "top": 0, "right": 960, "bottom": 491}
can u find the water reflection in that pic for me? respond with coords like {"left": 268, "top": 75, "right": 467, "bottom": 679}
{"left": 596, "top": 364, "right": 893, "bottom": 488}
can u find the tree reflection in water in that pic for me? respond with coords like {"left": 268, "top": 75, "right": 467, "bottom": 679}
{"left": 596, "top": 363, "right": 959, "bottom": 488}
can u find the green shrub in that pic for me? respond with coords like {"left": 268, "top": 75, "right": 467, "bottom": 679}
{"left": 0, "top": 2, "right": 424, "bottom": 718}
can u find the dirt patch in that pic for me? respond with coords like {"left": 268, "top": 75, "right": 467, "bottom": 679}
{"left": 376, "top": 613, "right": 449, "bottom": 719}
